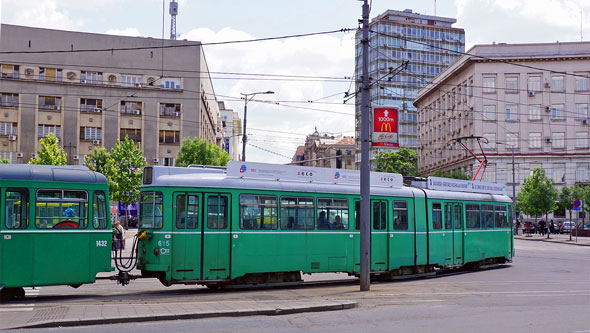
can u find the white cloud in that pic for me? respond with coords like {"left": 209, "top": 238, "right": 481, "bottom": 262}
{"left": 1, "top": 0, "right": 83, "bottom": 31}
{"left": 105, "top": 27, "right": 142, "bottom": 37}
{"left": 456, "top": 0, "right": 590, "bottom": 48}
{"left": 180, "top": 27, "right": 356, "bottom": 163}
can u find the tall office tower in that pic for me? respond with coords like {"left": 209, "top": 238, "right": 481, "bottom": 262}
{"left": 354, "top": 9, "right": 465, "bottom": 168}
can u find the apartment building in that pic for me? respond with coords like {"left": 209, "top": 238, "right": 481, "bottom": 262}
{"left": 414, "top": 42, "right": 590, "bottom": 197}
{"left": 0, "top": 24, "right": 222, "bottom": 165}
{"left": 355, "top": 9, "right": 465, "bottom": 166}
{"left": 300, "top": 129, "right": 355, "bottom": 169}
{"left": 219, "top": 101, "right": 242, "bottom": 161}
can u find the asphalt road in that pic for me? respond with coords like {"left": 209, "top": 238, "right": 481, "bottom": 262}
{"left": 13, "top": 239, "right": 590, "bottom": 332}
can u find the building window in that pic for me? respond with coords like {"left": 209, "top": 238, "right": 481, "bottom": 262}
{"left": 551, "top": 104, "right": 564, "bottom": 120}
{"left": 483, "top": 133, "right": 496, "bottom": 149}
{"left": 552, "top": 132, "right": 565, "bottom": 149}
{"left": 120, "top": 128, "right": 141, "bottom": 143}
{"left": 160, "top": 103, "right": 181, "bottom": 117}
{"left": 575, "top": 163, "right": 590, "bottom": 182}
{"left": 528, "top": 105, "right": 541, "bottom": 120}
{"left": 38, "top": 124, "right": 61, "bottom": 138}
{"left": 506, "top": 133, "right": 518, "bottom": 148}
{"left": 159, "top": 130, "right": 180, "bottom": 144}
{"left": 1, "top": 64, "right": 19, "bottom": 78}
{"left": 163, "top": 157, "right": 175, "bottom": 166}
{"left": 529, "top": 163, "right": 542, "bottom": 176}
{"left": 80, "top": 71, "right": 103, "bottom": 85}
{"left": 551, "top": 76, "right": 564, "bottom": 92}
{"left": 80, "top": 127, "right": 102, "bottom": 141}
{"left": 121, "top": 74, "right": 142, "bottom": 87}
{"left": 528, "top": 76, "right": 541, "bottom": 92}
{"left": 483, "top": 105, "right": 496, "bottom": 121}
{"left": 575, "top": 103, "right": 588, "bottom": 119}
{"left": 505, "top": 77, "right": 518, "bottom": 93}
{"left": 529, "top": 132, "right": 541, "bottom": 148}
{"left": 39, "top": 68, "right": 62, "bottom": 82}
{"left": 483, "top": 77, "right": 496, "bottom": 93}
{"left": 121, "top": 101, "right": 142, "bottom": 115}
{"left": 1, "top": 93, "right": 19, "bottom": 108}
{"left": 161, "top": 77, "right": 181, "bottom": 89}
{"left": 80, "top": 98, "right": 103, "bottom": 112}
{"left": 576, "top": 132, "right": 589, "bottom": 148}
{"left": 552, "top": 163, "right": 566, "bottom": 183}
{"left": 39, "top": 96, "right": 62, "bottom": 111}
{"left": 505, "top": 104, "right": 518, "bottom": 121}
{"left": 575, "top": 75, "right": 589, "bottom": 91}
{"left": 0, "top": 122, "right": 17, "bottom": 136}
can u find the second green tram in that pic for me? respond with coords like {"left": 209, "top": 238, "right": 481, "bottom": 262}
{"left": 137, "top": 164, "right": 513, "bottom": 287}
{"left": 0, "top": 165, "right": 113, "bottom": 300}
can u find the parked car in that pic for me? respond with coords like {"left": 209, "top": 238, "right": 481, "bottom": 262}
{"left": 562, "top": 221, "right": 577, "bottom": 232}
{"left": 523, "top": 221, "right": 536, "bottom": 234}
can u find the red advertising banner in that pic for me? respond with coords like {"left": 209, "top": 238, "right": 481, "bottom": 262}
{"left": 372, "top": 107, "right": 399, "bottom": 147}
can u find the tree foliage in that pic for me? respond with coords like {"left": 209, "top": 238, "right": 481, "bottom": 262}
{"left": 375, "top": 148, "right": 418, "bottom": 176}
{"left": 431, "top": 169, "right": 470, "bottom": 180}
{"left": 175, "top": 137, "right": 231, "bottom": 167}
{"left": 28, "top": 133, "right": 67, "bottom": 165}
{"left": 516, "top": 168, "right": 558, "bottom": 219}
{"left": 1, "top": 158, "right": 8, "bottom": 164}
{"left": 84, "top": 147, "right": 115, "bottom": 192}
{"left": 574, "top": 184, "right": 590, "bottom": 213}
{"left": 108, "top": 136, "right": 147, "bottom": 207}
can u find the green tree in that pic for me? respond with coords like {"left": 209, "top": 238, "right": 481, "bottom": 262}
{"left": 557, "top": 185, "right": 575, "bottom": 222}
{"left": 431, "top": 169, "right": 470, "bottom": 180}
{"left": 175, "top": 137, "right": 231, "bottom": 167}
{"left": 28, "top": 133, "right": 67, "bottom": 165}
{"left": 109, "top": 136, "right": 147, "bottom": 220}
{"left": 1, "top": 158, "right": 8, "bottom": 164}
{"left": 375, "top": 148, "right": 418, "bottom": 176}
{"left": 516, "top": 168, "right": 558, "bottom": 234}
{"left": 85, "top": 147, "right": 116, "bottom": 192}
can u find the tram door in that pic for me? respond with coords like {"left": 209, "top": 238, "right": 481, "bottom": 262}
{"left": 443, "top": 203, "right": 454, "bottom": 266}
{"left": 453, "top": 203, "right": 464, "bottom": 265}
{"left": 202, "top": 194, "right": 230, "bottom": 280}
{"left": 172, "top": 193, "right": 201, "bottom": 280}
{"left": 371, "top": 200, "right": 388, "bottom": 272}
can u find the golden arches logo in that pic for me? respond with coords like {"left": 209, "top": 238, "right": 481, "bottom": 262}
{"left": 380, "top": 122, "right": 392, "bottom": 132}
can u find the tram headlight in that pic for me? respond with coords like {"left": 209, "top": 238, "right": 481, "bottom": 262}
{"left": 154, "top": 248, "right": 159, "bottom": 255}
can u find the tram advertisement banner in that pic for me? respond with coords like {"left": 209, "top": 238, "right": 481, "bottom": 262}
{"left": 371, "top": 107, "right": 399, "bottom": 147}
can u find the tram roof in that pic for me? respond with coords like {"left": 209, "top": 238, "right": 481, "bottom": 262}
{"left": 0, "top": 164, "right": 108, "bottom": 184}
{"left": 143, "top": 166, "right": 512, "bottom": 203}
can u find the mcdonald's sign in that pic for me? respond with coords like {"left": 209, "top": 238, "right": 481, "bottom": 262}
{"left": 372, "top": 107, "right": 399, "bottom": 147}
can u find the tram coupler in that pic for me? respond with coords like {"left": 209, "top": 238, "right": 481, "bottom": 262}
{"left": 110, "top": 271, "right": 139, "bottom": 286}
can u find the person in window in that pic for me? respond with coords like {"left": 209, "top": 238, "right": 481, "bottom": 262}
{"left": 318, "top": 211, "right": 332, "bottom": 229}
{"left": 287, "top": 216, "right": 295, "bottom": 229}
{"left": 64, "top": 207, "right": 75, "bottom": 218}
{"left": 333, "top": 215, "right": 344, "bottom": 229}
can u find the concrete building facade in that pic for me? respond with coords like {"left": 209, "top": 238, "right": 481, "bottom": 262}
{"left": 355, "top": 9, "right": 465, "bottom": 167}
{"left": 219, "top": 101, "right": 241, "bottom": 161}
{"left": 414, "top": 42, "right": 590, "bottom": 202}
{"left": 0, "top": 24, "right": 223, "bottom": 165}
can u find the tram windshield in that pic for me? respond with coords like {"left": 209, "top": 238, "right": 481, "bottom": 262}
{"left": 140, "top": 191, "right": 163, "bottom": 229}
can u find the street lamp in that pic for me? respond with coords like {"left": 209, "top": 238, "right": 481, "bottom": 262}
{"left": 240, "top": 91, "right": 274, "bottom": 162}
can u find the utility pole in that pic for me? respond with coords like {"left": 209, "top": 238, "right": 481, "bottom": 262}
{"left": 359, "top": 0, "right": 371, "bottom": 292}
{"left": 241, "top": 91, "right": 274, "bottom": 162}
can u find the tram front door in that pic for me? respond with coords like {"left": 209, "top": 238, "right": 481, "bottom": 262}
{"left": 172, "top": 193, "right": 201, "bottom": 280}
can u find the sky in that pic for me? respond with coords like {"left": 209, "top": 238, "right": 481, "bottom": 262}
{"left": 1, "top": 0, "right": 589, "bottom": 164}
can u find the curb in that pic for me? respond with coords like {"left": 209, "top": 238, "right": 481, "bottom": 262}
{"left": 11, "top": 301, "right": 357, "bottom": 329}
{"left": 515, "top": 236, "right": 590, "bottom": 247}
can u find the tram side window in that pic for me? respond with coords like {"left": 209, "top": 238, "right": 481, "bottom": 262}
{"left": 317, "top": 198, "right": 349, "bottom": 230}
{"left": 372, "top": 201, "right": 387, "bottom": 230}
{"left": 280, "top": 196, "right": 314, "bottom": 230}
{"left": 393, "top": 201, "right": 408, "bottom": 230}
{"left": 466, "top": 204, "right": 480, "bottom": 229}
{"left": 207, "top": 195, "right": 228, "bottom": 229}
{"left": 92, "top": 191, "right": 108, "bottom": 229}
{"left": 482, "top": 204, "right": 495, "bottom": 228}
{"left": 5, "top": 189, "right": 29, "bottom": 229}
{"left": 140, "top": 192, "right": 163, "bottom": 229}
{"left": 239, "top": 194, "right": 277, "bottom": 230}
{"left": 444, "top": 204, "right": 453, "bottom": 230}
{"left": 432, "top": 203, "right": 442, "bottom": 230}
{"left": 35, "top": 190, "right": 88, "bottom": 229}
{"left": 354, "top": 201, "right": 360, "bottom": 230}
{"left": 454, "top": 205, "right": 462, "bottom": 229}
{"left": 494, "top": 205, "right": 508, "bottom": 228}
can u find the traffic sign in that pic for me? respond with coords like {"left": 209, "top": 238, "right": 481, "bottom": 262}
{"left": 573, "top": 199, "right": 581, "bottom": 208}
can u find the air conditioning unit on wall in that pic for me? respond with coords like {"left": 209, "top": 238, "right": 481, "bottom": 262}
{"left": 92, "top": 140, "right": 101, "bottom": 145}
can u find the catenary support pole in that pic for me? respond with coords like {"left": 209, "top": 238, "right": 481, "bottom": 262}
{"left": 512, "top": 147, "right": 516, "bottom": 233}
{"left": 242, "top": 99, "right": 248, "bottom": 161}
{"left": 359, "top": 0, "right": 371, "bottom": 292}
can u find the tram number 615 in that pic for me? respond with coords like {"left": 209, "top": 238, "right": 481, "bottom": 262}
{"left": 96, "top": 240, "right": 108, "bottom": 247}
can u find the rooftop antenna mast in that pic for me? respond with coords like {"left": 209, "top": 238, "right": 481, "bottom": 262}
{"left": 169, "top": 0, "right": 178, "bottom": 40}
{"left": 434, "top": 0, "right": 437, "bottom": 16}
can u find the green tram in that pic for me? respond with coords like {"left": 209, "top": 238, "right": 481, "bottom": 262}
{"left": 0, "top": 164, "right": 112, "bottom": 300}
{"left": 137, "top": 162, "right": 514, "bottom": 287}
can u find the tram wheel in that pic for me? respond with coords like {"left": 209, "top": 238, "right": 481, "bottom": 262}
{"left": 69, "top": 284, "right": 82, "bottom": 289}
{"left": 158, "top": 277, "right": 172, "bottom": 287}
{"left": 0, "top": 287, "right": 25, "bottom": 302}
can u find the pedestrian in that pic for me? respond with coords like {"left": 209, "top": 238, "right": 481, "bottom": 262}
{"left": 538, "top": 220, "right": 546, "bottom": 236}
{"left": 113, "top": 220, "right": 126, "bottom": 250}
{"left": 515, "top": 220, "right": 520, "bottom": 235}
{"left": 549, "top": 220, "right": 555, "bottom": 234}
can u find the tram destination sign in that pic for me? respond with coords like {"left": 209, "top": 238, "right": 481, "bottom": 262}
{"left": 227, "top": 161, "right": 403, "bottom": 187}
{"left": 371, "top": 106, "right": 399, "bottom": 147}
{"left": 427, "top": 176, "right": 506, "bottom": 195}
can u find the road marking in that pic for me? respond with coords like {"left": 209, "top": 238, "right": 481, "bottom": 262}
{"left": 0, "top": 304, "right": 34, "bottom": 312}
{"left": 377, "top": 290, "right": 589, "bottom": 296}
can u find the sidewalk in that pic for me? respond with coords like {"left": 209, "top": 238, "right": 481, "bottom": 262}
{"left": 2, "top": 299, "right": 356, "bottom": 329}
{"left": 514, "top": 232, "right": 590, "bottom": 246}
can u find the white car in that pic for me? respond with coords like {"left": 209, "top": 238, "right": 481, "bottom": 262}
{"left": 562, "top": 221, "right": 577, "bottom": 232}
